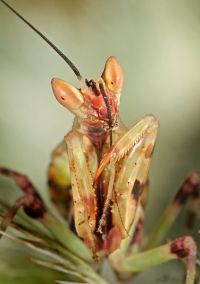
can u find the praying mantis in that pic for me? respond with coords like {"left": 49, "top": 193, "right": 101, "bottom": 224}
{"left": 0, "top": 1, "right": 199, "bottom": 284}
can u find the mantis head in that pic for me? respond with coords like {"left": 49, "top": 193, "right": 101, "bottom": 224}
{"left": 51, "top": 56, "right": 124, "bottom": 129}
{"left": 0, "top": 0, "right": 124, "bottom": 141}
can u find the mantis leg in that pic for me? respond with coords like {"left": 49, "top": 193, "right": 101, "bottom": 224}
{"left": 95, "top": 114, "right": 159, "bottom": 253}
{"left": 65, "top": 130, "right": 98, "bottom": 256}
{"left": 184, "top": 189, "right": 200, "bottom": 234}
{"left": 146, "top": 173, "right": 200, "bottom": 248}
{"left": 0, "top": 167, "right": 46, "bottom": 230}
{"left": 125, "top": 181, "right": 149, "bottom": 252}
{"left": 130, "top": 181, "right": 149, "bottom": 248}
{"left": 112, "top": 236, "right": 196, "bottom": 284}
{"left": 0, "top": 167, "right": 92, "bottom": 261}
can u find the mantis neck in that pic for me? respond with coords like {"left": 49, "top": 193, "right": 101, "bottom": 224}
{"left": 71, "top": 117, "right": 108, "bottom": 149}
{"left": 80, "top": 122, "right": 108, "bottom": 150}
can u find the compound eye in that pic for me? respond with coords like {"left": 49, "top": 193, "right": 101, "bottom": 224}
{"left": 51, "top": 78, "right": 84, "bottom": 110}
{"left": 101, "top": 56, "right": 124, "bottom": 94}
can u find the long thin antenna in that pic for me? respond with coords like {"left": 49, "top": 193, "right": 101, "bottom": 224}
{"left": 99, "top": 83, "right": 113, "bottom": 146}
{"left": 0, "top": 0, "right": 82, "bottom": 80}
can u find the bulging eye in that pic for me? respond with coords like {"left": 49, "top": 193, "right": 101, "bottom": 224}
{"left": 51, "top": 78, "right": 84, "bottom": 110}
{"left": 101, "top": 56, "right": 124, "bottom": 94}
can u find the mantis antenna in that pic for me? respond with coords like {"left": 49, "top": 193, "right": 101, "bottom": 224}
{"left": 1, "top": 0, "right": 114, "bottom": 146}
{"left": 99, "top": 83, "right": 113, "bottom": 146}
{"left": 0, "top": 0, "right": 82, "bottom": 80}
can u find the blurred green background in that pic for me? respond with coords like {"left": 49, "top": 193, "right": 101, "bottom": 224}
{"left": 0, "top": 0, "right": 200, "bottom": 283}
